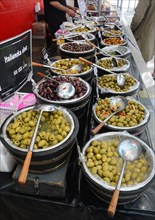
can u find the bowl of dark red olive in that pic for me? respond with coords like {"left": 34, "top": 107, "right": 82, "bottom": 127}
{"left": 32, "top": 76, "right": 92, "bottom": 118}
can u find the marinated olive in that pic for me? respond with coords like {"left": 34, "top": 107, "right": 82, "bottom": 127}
{"left": 98, "top": 74, "right": 137, "bottom": 92}
{"left": 52, "top": 58, "right": 91, "bottom": 74}
{"left": 95, "top": 97, "right": 145, "bottom": 128}
{"left": 7, "top": 109, "right": 71, "bottom": 150}
{"left": 85, "top": 139, "right": 149, "bottom": 187}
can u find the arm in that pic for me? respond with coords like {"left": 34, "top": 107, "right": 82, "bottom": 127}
{"left": 49, "top": 1, "right": 76, "bottom": 17}
{"left": 66, "top": 4, "right": 78, "bottom": 12}
{"left": 131, "top": 0, "right": 150, "bottom": 31}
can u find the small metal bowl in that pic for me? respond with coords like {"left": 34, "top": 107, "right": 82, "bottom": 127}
{"left": 65, "top": 33, "right": 96, "bottom": 43}
{"left": 49, "top": 58, "right": 94, "bottom": 82}
{"left": 71, "top": 25, "right": 97, "bottom": 35}
{"left": 101, "top": 45, "right": 131, "bottom": 58}
{"left": 101, "top": 37, "right": 127, "bottom": 47}
{"left": 97, "top": 57, "right": 130, "bottom": 73}
{"left": 93, "top": 96, "right": 150, "bottom": 135}
{"left": 81, "top": 132, "right": 155, "bottom": 204}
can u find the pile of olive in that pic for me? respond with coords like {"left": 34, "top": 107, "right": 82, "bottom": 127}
{"left": 103, "top": 37, "right": 125, "bottom": 45}
{"left": 98, "top": 74, "right": 137, "bottom": 92}
{"left": 52, "top": 59, "right": 91, "bottom": 74}
{"left": 61, "top": 42, "right": 93, "bottom": 52}
{"left": 103, "top": 29, "right": 123, "bottom": 37}
{"left": 6, "top": 109, "right": 71, "bottom": 149}
{"left": 97, "top": 58, "right": 128, "bottom": 69}
{"left": 85, "top": 139, "right": 149, "bottom": 186}
{"left": 72, "top": 27, "right": 90, "bottom": 32}
{"left": 95, "top": 98, "right": 145, "bottom": 127}
{"left": 67, "top": 34, "right": 92, "bottom": 41}
{"left": 38, "top": 76, "right": 87, "bottom": 100}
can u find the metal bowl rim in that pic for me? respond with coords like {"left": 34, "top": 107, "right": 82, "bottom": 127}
{"left": 97, "top": 57, "right": 130, "bottom": 72}
{"left": 92, "top": 96, "right": 150, "bottom": 132}
{"left": 50, "top": 58, "right": 93, "bottom": 76}
{"left": 101, "top": 45, "right": 131, "bottom": 57}
{"left": 33, "top": 76, "right": 92, "bottom": 104}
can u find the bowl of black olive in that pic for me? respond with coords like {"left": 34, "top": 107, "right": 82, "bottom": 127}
{"left": 59, "top": 42, "right": 96, "bottom": 60}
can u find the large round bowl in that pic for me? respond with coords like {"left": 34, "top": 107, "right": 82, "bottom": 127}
{"left": 49, "top": 58, "right": 94, "bottom": 82}
{"left": 33, "top": 76, "right": 92, "bottom": 118}
{"left": 97, "top": 73, "right": 140, "bottom": 96}
{"left": 65, "top": 33, "right": 96, "bottom": 43}
{"left": 0, "top": 105, "right": 79, "bottom": 173}
{"left": 93, "top": 96, "right": 150, "bottom": 135}
{"left": 81, "top": 132, "right": 155, "bottom": 204}
{"left": 59, "top": 42, "right": 96, "bottom": 60}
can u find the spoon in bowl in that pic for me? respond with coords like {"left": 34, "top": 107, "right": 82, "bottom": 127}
{"left": 18, "top": 104, "right": 56, "bottom": 184}
{"left": 107, "top": 139, "right": 142, "bottom": 217}
{"left": 91, "top": 96, "right": 128, "bottom": 135}
{"left": 79, "top": 57, "right": 126, "bottom": 88}
{"left": 32, "top": 61, "right": 84, "bottom": 74}
{"left": 36, "top": 72, "right": 76, "bottom": 99}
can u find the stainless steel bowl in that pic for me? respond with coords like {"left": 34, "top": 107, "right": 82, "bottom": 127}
{"left": 81, "top": 132, "right": 155, "bottom": 204}
{"left": 101, "top": 37, "right": 127, "bottom": 47}
{"left": 101, "top": 45, "right": 131, "bottom": 58}
{"left": 97, "top": 57, "right": 130, "bottom": 73}
{"left": 65, "top": 33, "right": 96, "bottom": 42}
{"left": 59, "top": 41, "right": 95, "bottom": 55}
{"left": 93, "top": 96, "right": 150, "bottom": 135}
{"left": 1, "top": 105, "right": 79, "bottom": 173}
{"left": 50, "top": 58, "right": 93, "bottom": 81}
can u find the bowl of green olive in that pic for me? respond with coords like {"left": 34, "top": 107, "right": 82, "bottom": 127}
{"left": 71, "top": 25, "right": 97, "bottom": 35}
{"left": 1, "top": 105, "right": 79, "bottom": 173}
{"left": 101, "top": 45, "right": 131, "bottom": 58}
{"left": 97, "top": 73, "right": 140, "bottom": 96}
{"left": 81, "top": 132, "right": 155, "bottom": 204}
{"left": 97, "top": 57, "right": 130, "bottom": 74}
{"left": 93, "top": 96, "right": 150, "bottom": 135}
{"left": 50, "top": 58, "right": 94, "bottom": 82}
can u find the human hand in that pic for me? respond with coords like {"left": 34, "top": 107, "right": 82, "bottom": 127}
{"left": 67, "top": 9, "right": 76, "bottom": 17}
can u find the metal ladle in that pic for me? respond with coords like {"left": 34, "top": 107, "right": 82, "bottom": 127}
{"left": 79, "top": 57, "right": 126, "bottom": 88}
{"left": 91, "top": 96, "right": 128, "bottom": 135}
{"left": 107, "top": 139, "right": 142, "bottom": 217}
{"left": 36, "top": 72, "right": 75, "bottom": 99}
{"left": 18, "top": 104, "right": 56, "bottom": 185}
{"left": 32, "top": 61, "right": 84, "bottom": 74}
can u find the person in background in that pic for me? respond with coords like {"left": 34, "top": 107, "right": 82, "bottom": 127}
{"left": 44, "top": 0, "right": 77, "bottom": 49}
{"left": 130, "top": 0, "right": 155, "bottom": 79}
{"left": 76, "top": 0, "right": 86, "bottom": 16}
